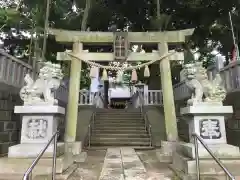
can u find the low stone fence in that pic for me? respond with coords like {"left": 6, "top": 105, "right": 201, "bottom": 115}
{"left": 0, "top": 50, "right": 33, "bottom": 89}
{"left": 0, "top": 91, "right": 21, "bottom": 156}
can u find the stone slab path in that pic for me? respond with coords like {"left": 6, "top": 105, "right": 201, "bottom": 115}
{"left": 69, "top": 148, "right": 173, "bottom": 180}
{"left": 69, "top": 150, "right": 106, "bottom": 180}
{"left": 99, "top": 148, "right": 124, "bottom": 180}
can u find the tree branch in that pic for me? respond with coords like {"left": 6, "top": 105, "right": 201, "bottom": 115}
{"left": 0, "top": 24, "right": 6, "bottom": 31}
{"left": 42, "top": 0, "right": 51, "bottom": 59}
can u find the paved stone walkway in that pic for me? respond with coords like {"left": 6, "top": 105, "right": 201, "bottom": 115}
{"left": 137, "top": 150, "right": 173, "bottom": 179}
{"left": 69, "top": 150, "right": 106, "bottom": 180}
{"left": 69, "top": 148, "right": 173, "bottom": 180}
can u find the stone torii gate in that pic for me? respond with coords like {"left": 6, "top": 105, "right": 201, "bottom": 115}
{"left": 48, "top": 28, "right": 194, "bottom": 145}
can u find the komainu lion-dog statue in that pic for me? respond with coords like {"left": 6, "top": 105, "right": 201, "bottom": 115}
{"left": 182, "top": 62, "right": 226, "bottom": 105}
{"left": 20, "top": 62, "right": 63, "bottom": 105}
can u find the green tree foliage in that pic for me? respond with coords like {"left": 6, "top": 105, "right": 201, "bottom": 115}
{"left": 1, "top": 0, "right": 240, "bottom": 86}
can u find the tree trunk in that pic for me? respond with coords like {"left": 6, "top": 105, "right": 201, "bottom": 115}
{"left": 42, "top": 0, "right": 51, "bottom": 59}
{"left": 156, "top": 0, "right": 161, "bottom": 19}
{"left": 81, "top": 0, "right": 91, "bottom": 31}
{"left": 156, "top": 0, "right": 162, "bottom": 31}
{"left": 33, "top": 32, "right": 40, "bottom": 80}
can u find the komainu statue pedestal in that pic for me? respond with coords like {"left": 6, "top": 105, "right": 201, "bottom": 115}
{"left": 171, "top": 103, "right": 240, "bottom": 179}
{"left": 9, "top": 105, "right": 65, "bottom": 158}
{"left": 0, "top": 105, "right": 74, "bottom": 178}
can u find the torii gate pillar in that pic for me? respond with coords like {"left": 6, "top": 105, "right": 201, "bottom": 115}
{"left": 64, "top": 42, "right": 82, "bottom": 142}
{"left": 159, "top": 42, "right": 178, "bottom": 142}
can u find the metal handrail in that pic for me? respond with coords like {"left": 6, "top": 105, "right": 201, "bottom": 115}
{"left": 23, "top": 131, "right": 59, "bottom": 180}
{"left": 88, "top": 111, "right": 96, "bottom": 148}
{"left": 88, "top": 92, "right": 102, "bottom": 147}
{"left": 192, "top": 133, "right": 235, "bottom": 180}
{"left": 138, "top": 92, "right": 152, "bottom": 147}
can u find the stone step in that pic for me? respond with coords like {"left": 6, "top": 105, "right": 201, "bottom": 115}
{"left": 93, "top": 126, "right": 146, "bottom": 130}
{"left": 96, "top": 112, "right": 141, "bottom": 115}
{"left": 94, "top": 120, "right": 145, "bottom": 124}
{"left": 94, "top": 119, "right": 144, "bottom": 123}
{"left": 96, "top": 112, "right": 141, "bottom": 114}
{"left": 96, "top": 112, "right": 142, "bottom": 116}
{"left": 96, "top": 116, "right": 142, "bottom": 119}
{"left": 0, "top": 164, "right": 78, "bottom": 180}
{"left": 93, "top": 123, "right": 145, "bottom": 127}
{"left": 96, "top": 110, "right": 140, "bottom": 112}
{"left": 94, "top": 121, "right": 144, "bottom": 124}
{"left": 0, "top": 154, "right": 72, "bottom": 175}
{"left": 90, "top": 137, "right": 150, "bottom": 144}
{"left": 87, "top": 146, "right": 154, "bottom": 150}
{"left": 95, "top": 119, "right": 143, "bottom": 121}
{"left": 90, "top": 141, "right": 151, "bottom": 146}
{"left": 0, "top": 174, "right": 52, "bottom": 180}
{"left": 91, "top": 134, "right": 149, "bottom": 139}
{"left": 172, "top": 152, "right": 240, "bottom": 176}
{"left": 169, "top": 164, "right": 240, "bottom": 180}
{"left": 95, "top": 117, "right": 143, "bottom": 120}
{"left": 96, "top": 111, "right": 141, "bottom": 113}
{"left": 94, "top": 119, "right": 144, "bottom": 122}
{"left": 91, "top": 136, "right": 150, "bottom": 140}
{"left": 92, "top": 129, "right": 147, "bottom": 134}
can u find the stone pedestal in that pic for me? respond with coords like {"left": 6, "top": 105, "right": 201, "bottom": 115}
{"left": 171, "top": 103, "right": 240, "bottom": 178}
{"left": 0, "top": 105, "right": 85, "bottom": 179}
{"left": 8, "top": 105, "right": 65, "bottom": 158}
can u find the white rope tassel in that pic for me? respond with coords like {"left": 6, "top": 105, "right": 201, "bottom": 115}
{"left": 144, "top": 65, "right": 150, "bottom": 77}
{"left": 101, "top": 68, "right": 108, "bottom": 81}
{"left": 131, "top": 69, "right": 138, "bottom": 82}
{"left": 90, "top": 66, "right": 97, "bottom": 78}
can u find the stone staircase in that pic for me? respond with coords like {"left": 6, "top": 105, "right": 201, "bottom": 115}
{"left": 90, "top": 108, "right": 152, "bottom": 148}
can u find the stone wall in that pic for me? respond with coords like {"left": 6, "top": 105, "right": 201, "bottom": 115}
{"left": 57, "top": 100, "right": 68, "bottom": 142}
{"left": 225, "top": 93, "right": 240, "bottom": 147}
{"left": 145, "top": 106, "right": 166, "bottom": 147}
{"left": 76, "top": 106, "right": 94, "bottom": 146}
{"left": 145, "top": 104, "right": 190, "bottom": 145}
{"left": 0, "top": 91, "right": 21, "bottom": 156}
{"left": 175, "top": 100, "right": 189, "bottom": 142}
{"left": 215, "top": 93, "right": 240, "bottom": 147}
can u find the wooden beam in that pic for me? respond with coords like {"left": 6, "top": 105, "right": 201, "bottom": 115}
{"left": 49, "top": 28, "right": 194, "bottom": 43}
{"left": 57, "top": 51, "right": 184, "bottom": 61}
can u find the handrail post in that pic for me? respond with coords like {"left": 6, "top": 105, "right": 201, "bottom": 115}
{"left": 22, "top": 131, "right": 59, "bottom": 180}
{"left": 194, "top": 135, "right": 200, "bottom": 180}
{"left": 138, "top": 92, "right": 152, "bottom": 147}
{"left": 88, "top": 108, "right": 97, "bottom": 148}
{"left": 149, "top": 125, "right": 152, "bottom": 147}
{"left": 144, "top": 115, "right": 147, "bottom": 131}
{"left": 88, "top": 124, "right": 91, "bottom": 148}
{"left": 192, "top": 133, "right": 235, "bottom": 180}
{"left": 52, "top": 133, "right": 58, "bottom": 180}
